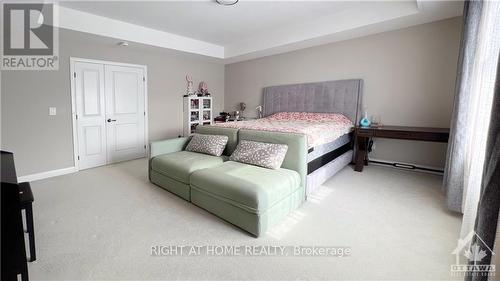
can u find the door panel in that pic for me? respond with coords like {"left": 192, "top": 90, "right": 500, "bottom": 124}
{"left": 84, "top": 126, "right": 103, "bottom": 155}
{"left": 75, "top": 62, "right": 107, "bottom": 170}
{"left": 115, "top": 123, "right": 138, "bottom": 151}
{"left": 82, "top": 71, "right": 101, "bottom": 115}
{"left": 104, "top": 65, "right": 146, "bottom": 164}
{"left": 113, "top": 72, "right": 139, "bottom": 114}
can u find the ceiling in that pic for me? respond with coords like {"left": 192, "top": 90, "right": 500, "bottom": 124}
{"left": 60, "top": 1, "right": 357, "bottom": 46}
{"left": 57, "top": 0, "right": 464, "bottom": 63}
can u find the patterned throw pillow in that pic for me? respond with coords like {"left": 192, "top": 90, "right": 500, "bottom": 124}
{"left": 229, "top": 140, "right": 288, "bottom": 169}
{"left": 185, "top": 134, "right": 229, "bottom": 156}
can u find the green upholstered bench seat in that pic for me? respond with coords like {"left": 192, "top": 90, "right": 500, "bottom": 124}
{"left": 190, "top": 161, "right": 300, "bottom": 213}
{"left": 148, "top": 127, "right": 238, "bottom": 202}
{"left": 190, "top": 161, "right": 303, "bottom": 236}
{"left": 151, "top": 151, "right": 225, "bottom": 184}
{"left": 150, "top": 151, "right": 225, "bottom": 200}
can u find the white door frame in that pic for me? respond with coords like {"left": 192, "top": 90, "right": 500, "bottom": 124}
{"left": 70, "top": 57, "right": 149, "bottom": 171}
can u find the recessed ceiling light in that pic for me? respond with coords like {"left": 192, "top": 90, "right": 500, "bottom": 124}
{"left": 117, "top": 41, "right": 129, "bottom": 47}
{"left": 216, "top": 0, "right": 238, "bottom": 6}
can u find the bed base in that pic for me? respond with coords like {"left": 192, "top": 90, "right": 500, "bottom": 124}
{"left": 305, "top": 133, "right": 354, "bottom": 197}
{"left": 308, "top": 141, "right": 352, "bottom": 173}
{"left": 306, "top": 150, "right": 353, "bottom": 196}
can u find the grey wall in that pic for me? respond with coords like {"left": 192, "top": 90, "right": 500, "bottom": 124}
{"left": 1, "top": 17, "right": 461, "bottom": 175}
{"left": 225, "top": 17, "right": 462, "bottom": 168}
{"left": 1, "top": 28, "right": 224, "bottom": 176}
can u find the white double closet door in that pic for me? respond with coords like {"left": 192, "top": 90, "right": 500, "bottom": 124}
{"left": 74, "top": 61, "right": 146, "bottom": 170}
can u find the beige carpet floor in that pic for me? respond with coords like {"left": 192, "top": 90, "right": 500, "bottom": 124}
{"left": 27, "top": 158, "right": 462, "bottom": 280}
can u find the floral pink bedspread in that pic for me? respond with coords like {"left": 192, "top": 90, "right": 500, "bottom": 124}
{"left": 216, "top": 112, "right": 354, "bottom": 147}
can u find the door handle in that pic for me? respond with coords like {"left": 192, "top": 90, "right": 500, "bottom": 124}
{"left": 107, "top": 119, "right": 117, "bottom": 122}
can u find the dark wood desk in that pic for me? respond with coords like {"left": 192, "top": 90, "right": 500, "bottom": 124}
{"left": 354, "top": 126, "right": 450, "bottom": 172}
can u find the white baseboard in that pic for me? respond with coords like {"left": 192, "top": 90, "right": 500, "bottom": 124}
{"left": 368, "top": 157, "right": 444, "bottom": 175}
{"left": 17, "top": 167, "right": 78, "bottom": 182}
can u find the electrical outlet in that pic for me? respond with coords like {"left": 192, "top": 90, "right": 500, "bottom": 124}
{"left": 49, "top": 107, "right": 57, "bottom": 116}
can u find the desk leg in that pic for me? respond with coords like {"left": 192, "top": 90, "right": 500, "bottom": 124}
{"left": 355, "top": 136, "right": 368, "bottom": 172}
{"left": 365, "top": 140, "right": 369, "bottom": 166}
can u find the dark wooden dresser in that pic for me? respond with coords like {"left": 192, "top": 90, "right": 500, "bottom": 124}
{"left": 1, "top": 151, "right": 29, "bottom": 281}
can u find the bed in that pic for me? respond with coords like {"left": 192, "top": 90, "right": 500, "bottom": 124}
{"left": 216, "top": 112, "right": 353, "bottom": 148}
{"left": 217, "top": 79, "right": 363, "bottom": 196}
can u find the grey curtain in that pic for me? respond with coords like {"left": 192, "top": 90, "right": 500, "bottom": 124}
{"left": 443, "top": 0, "right": 483, "bottom": 213}
{"left": 467, "top": 52, "right": 500, "bottom": 281}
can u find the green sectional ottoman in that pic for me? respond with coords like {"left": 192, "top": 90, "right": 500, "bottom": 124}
{"left": 149, "top": 126, "right": 239, "bottom": 201}
{"left": 190, "top": 161, "right": 303, "bottom": 236}
{"left": 150, "top": 150, "right": 225, "bottom": 200}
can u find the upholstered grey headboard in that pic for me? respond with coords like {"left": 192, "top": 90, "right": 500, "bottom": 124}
{"left": 263, "top": 79, "right": 363, "bottom": 123}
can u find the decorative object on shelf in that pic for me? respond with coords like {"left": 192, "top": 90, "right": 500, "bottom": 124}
{"left": 240, "top": 102, "right": 246, "bottom": 112}
{"left": 233, "top": 111, "right": 240, "bottom": 121}
{"left": 183, "top": 96, "right": 213, "bottom": 136}
{"left": 370, "top": 115, "right": 383, "bottom": 128}
{"left": 359, "top": 109, "right": 371, "bottom": 128}
{"left": 198, "top": 81, "right": 209, "bottom": 96}
{"left": 256, "top": 105, "right": 263, "bottom": 119}
{"left": 185, "top": 74, "right": 195, "bottom": 96}
{"left": 203, "top": 111, "right": 211, "bottom": 121}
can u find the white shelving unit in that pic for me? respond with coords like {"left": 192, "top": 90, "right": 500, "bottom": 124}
{"left": 183, "top": 96, "right": 213, "bottom": 136}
